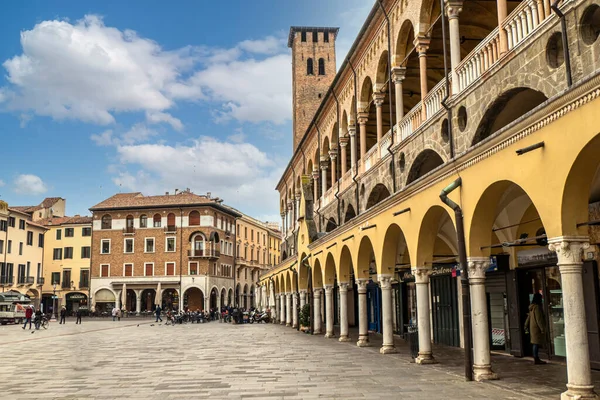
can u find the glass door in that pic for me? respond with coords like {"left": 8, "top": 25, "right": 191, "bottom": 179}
{"left": 545, "top": 266, "right": 565, "bottom": 358}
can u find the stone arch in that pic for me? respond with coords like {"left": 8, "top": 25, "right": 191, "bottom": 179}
{"left": 366, "top": 183, "right": 391, "bottom": 210}
{"left": 376, "top": 50, "right": 389, "bottom": 87}
{"left": 356, "top": 236, "right": 376, "bottom": 279}
{"left": 344, "top": 203, "right": 356, "bottom": 223}
{"left": 379, "top": 223, "right": 412, "bottom": 275}
{"left": 416, "top": 205, "right": 457, "bottom": 267}
{"left": 339, "top": 245, "right": 353, "bottom": 282}
{"left": 359, "top": 76, "right": 374, "bottom": 112}
{"left": 394, "top": 19, "right": 415, "bottom": 66}
{"left": 325, "top": 217, "right": 337, "bottom": 233}
{"left": 406, "top": 149, "right": 444, "bottom": 185}
{"left": 562, "top": 132, "right": 600, "bottom": 236}
{"left": 472, "top": 87, "right": 548, "bottom": 146}
{"left": 299, "top": 252, "right": 309, "bottom": 290}
{"left": 324, "top": 252, "right": 337, "bottom": 285}
{"left": 418, "top": 0, "right": 440, "bottom": 33}
{"left": 313, "top": 258, "right": 324, "bottom": 289}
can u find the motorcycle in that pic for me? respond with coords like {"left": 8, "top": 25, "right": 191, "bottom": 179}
{"left": 250, "top": 310, "right": 270, "bottom": 324}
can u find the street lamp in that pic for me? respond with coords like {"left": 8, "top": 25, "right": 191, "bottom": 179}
{"left": 51, "top": 283, "right": 58, "bottom": 321}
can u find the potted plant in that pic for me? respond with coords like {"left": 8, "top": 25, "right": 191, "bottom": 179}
{"left": 299, "top": 304, "right": 310, "bottom": 333}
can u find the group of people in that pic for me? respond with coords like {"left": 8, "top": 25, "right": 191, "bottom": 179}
{"left": 59, "top": 306, "right": 83, "bottom": 324}
{"left": 22, "top": 305, "right": 42, "bottom": 330}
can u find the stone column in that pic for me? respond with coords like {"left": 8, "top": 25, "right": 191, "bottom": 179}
{"left": 280, "top": 212, "right": 285, "bottom": 236}
{"left": 338, "top": 282, "right": 350, "bottom": 342}
{"left": 446, "top": 1, "right": 463, "bottom": 95}
{"left": 329, "top": 148, "right": 338, "bottom": 187}
{"left": 339, "top": 136, "right": 349, "bottom": 176}
{"left": 292, "top": 292, "right": 298, "bottom": 328}
{"left": 286, "top": 293, "right": 292, "bottom": 327}
{"left": 320, "top": 157, "right": 329, "bottom": 196}
{"left": 373, "top": 92, "right": 386, "bottom": 158}
{"left": 324, "top": 284, "right": 335, "bottom": 338}
{"left": 287, "top": 200, "right": 293, "bottom": 233}
{"left": 312, "top": 169, "right": 320, "bottom": 203}
{"left": 358, "top": 113, "right": 368, "bottom": 161}
{"left": 356, "top": 279, "right": 370, "bottom": 347}
{"left": 496, "top": 0, "right": 509, "bottom": 54}
{"left": 392, "top": 67, "right": 406, "bottom": 121}
{"left": 135, "top": 290, "right": 142, "bottom": 315}
{"left": 414, "top": 36, "right": 431, "bottom": 120}
{"left": 262, "top": 286, "right": 267, "bottom": 312}
{"left": 348, "top": 124, "right": 357, "bottom": 166}
{"left": 468, "top": 258, "right": 497, "bottom": 381}
{"left": 379, "top": 275, "right": 396, "bottom": 354}
{"left": 115, "top": 292, "right": 121, "bottom": 311}
{"left": 414, "top": 268, "right": 436, "bottom": 364}
{"left": 548, "top": 237, "right": 598, "bottom": 400}
{"left": 299, "top": 290, "right": 307, "bottom": 309}
{"left": 295, "top": 191, "right": 301, "bottom": 228}
{"left": 273, "top": 294, "right": 279, "bottom": 324}
{"left": 280, "top": 293, "right": 285, "bottom": 325}
{"left": 313, "top": 288, "right": 322, "bottom": 334}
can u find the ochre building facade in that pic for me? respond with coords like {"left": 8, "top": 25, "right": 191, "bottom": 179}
{"left": 260, "top": 1, "right": 600, "bottom": 399}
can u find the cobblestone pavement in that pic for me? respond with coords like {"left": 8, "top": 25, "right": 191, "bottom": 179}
{"left": 0, "top": 319, "right": 586, "bottom": 399}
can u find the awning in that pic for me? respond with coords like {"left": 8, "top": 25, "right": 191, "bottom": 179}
{"left": 95, "top": 289, "right": 115, "bottom": 302}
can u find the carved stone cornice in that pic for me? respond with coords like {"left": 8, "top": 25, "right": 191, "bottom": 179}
{"left": 412, "top": 267, "right": 432, "bottom": 284}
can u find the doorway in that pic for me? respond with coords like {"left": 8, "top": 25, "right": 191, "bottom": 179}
{"left": 430, "top": 274, "right": 460, "bottom": 347}
{"left": 367, "top": 282, "right": 381, "bottom": 333}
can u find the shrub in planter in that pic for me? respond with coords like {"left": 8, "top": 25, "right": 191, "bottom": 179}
{"left": 299, "top": 304, "right": 310, "bottom": 331}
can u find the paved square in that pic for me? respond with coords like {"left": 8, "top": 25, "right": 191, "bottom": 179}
{"left": 0, "top": 319, "right": 536, "bottom": 399}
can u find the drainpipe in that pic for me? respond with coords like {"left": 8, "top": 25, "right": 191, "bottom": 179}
{"left": 377, "top": 0, "right": 397, "bottom": 192}
{"left": 331, "top": 90, "right": 342, "bottom": 226}
{"left": 551, "top": 0, "right": 573, "bottom": 87}
{"left": 301, "top": 254, "right": 313, "bottom": 334}
{"left": 439, "top": 177, "right": 472, "bottom": 381}
{"left": 347, "top": 58, "right": 360, "bottom": 214}
{"left": 440, "top": 0, "right": 455, "bottom": 158}
{"left": 315, "top": 122, "right": 324, "bottom": 231}
{"left": 179, "top": 207, "right": 183, "bottom": 311}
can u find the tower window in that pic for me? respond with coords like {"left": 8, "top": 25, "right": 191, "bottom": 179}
{"left": 324, "top": 31, "right": 329, "bottom": 42}
{"left": 307, "top": 58, "right": 314, "bottom": 75}
{"left": 301, "top": 31, "right": 306, "bottom": 42}
{"left": 313, "top": 31, "right": 318, "bottom": 43}
{"left": 318, "top": 58, "right": 325, "bottom": 75}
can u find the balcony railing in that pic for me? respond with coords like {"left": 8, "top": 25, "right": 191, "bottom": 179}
{"left": 61, "top": 281, "right": 72, "bottom": 289}
{"left": 0, "top": 276, "right": 13, "bottom": 285}
{"left": 79, "top": 280, "right": 89, "bottom": 289}
{"left": 188, "top": 249, "right": 220, "bottom": 258}
{"left": 18, "top": 276, "right": 34, "bottom": 285}
{"left": 123, "top": 226, "right": 135, "bottom": 234}
{"left": 36, "top": 277, "right": 45, "bottom": 285}
{"left": 164, "top": 225, "right": 177, "bottom": 233}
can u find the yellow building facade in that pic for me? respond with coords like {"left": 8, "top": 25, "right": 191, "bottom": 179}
{"left": 40, "top": 216, "right": 92, "bottom": 316}
{"left": 260, "top": 1, "right": 600, "bottom": 398}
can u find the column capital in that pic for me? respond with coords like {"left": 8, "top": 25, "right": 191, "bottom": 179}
{"left": 311, "top": 168, "right": 320, "bottom": 180}
{"left": 339, "top": 136, "right": 349, "bottom": 147}
{"left": 467, "top": 257, "right": 489, "bottom": 284}
{"left": 295, "top": 190, "right": 301, "bottom": 200}
{"left": 339, "top": 281, "right": 350, "bottom": 290}
{"left": 329, "top": 148, "right": 338, "bottom": 160}
{"left": 548, "top": 236, "right": 590, "bottom": 270}
{"left": 357, "top": 112, "right": 369, "bottom": 125}
{"left": 373, "top": 92, "right": 386, "bottom": 107}
{"left": 391, "top": 66, "right": 407, "bottom": 83}
{"left": 299, "top": 289, "right": 307, "bottom": 295}
{"left": 348, "top": 124, "right": 357, "bottom": 136}
{"left": 292, "top": 292, "right": 298, "bottom": 300}
{"left": 445, "top": 0, "right": 463, "bottom": 19}
{"left": 313, "top": 288, "right": 322, "bottom": 297}
{"left": 320, "top": 158, "right": 329, "bottom": 170}
{"left": 280, "top": 212, "right": 285, "bottom": 218}
{"left": 324, "top": 284, "right": 334, "bottom": 293}
{"left": 414, "top": 36, "right": 431, "bottom": 55}
{"left": 356, "top": 278, "right": 368, "bottom": 292}
{"left": 378, "top": 274, "right": 393, "bottom": 290}
{"left": 412, "top": 267, "right": 432, "bottom": 284}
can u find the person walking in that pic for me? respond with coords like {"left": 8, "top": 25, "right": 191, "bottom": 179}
{"left": 112, "top": 307, "right": 117, "bottom": 321}
{"left": 22, "top": 306, "right": 33, "bottom": 330}
{"left": 155, "top": 305, "right": 162, "bottom": 323}
{"left": 59, "top": 306, "right": 67, "bottom": 324}
{"left": 116, "top": 308, "right": 121, "bottom": 321}
{"left": 34, "top": 308, "right": 42, "bottom": 330}
{"left": 75, "top": 308, "right": 82, "bottom": 324}
{"left": 525, "top": 292, "right": 547, "bottom": 365}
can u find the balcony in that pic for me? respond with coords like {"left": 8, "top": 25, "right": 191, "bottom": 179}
{"left": 123, "top": 226, "right": 135, "bottom": 235}
{"left": 79, "top": 280, "right": 89, "bottom": 289}
{"left": 17, "top": 276, "right": 34, "bottom": 285}
{"left": 187, "top": 249, "right": 220, "bottom": 259}
{"left": 36, "top": 277, "right": 45, "bottom": 285}
{"left": 164, "top": 225, "right": 177, "bottom": 234}
{"left": 0, "top": 276, "right": 13, "bottom": 285}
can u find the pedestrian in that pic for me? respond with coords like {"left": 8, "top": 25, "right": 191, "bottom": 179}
{"left": 75, "top": 308, "right": 82, "bottom": 324}
{"left": 117, "top": 308, "right": 121, "bottom": 321}
{"left": 155, "top": 305, "right": 162, "bottom": 322}
{"left": 59, "top": 306, "right": 67, "bottom": 324}
{"left": 525, "top": 292, "right": 547, "bottom": 365}
{"left": 22, "top": 305, "right": 33, "bottom": 330}
{"left": 112, "top": 306, "right": 117, "bottom": 321}
{"left": 34, "top": 307, "right": 42, "bottom": 330}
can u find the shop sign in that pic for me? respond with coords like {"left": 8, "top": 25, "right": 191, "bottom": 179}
{"left": 67, "top": 293, "right": 87, "bottom": 300}
{"left": 517, "top": 248, "right": 558, "bottom": 267}
{"left": 398, "top": 270, "right": 414, "bottom": 283}
{"left": 431, "top": 265, "right": 456, "bottom": 276}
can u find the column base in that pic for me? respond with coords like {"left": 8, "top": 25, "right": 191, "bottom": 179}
{"left": 286, "top": 323, "right": 291, "bottom": 327}
{"left": 473, "top": 364, "right": 498, "bottom": 381}
{"left": 380, "top": 345, "right": 397, "bottom": 354}
{"left": 324, "top": 332, "right": 336, "bottom": 338}
{"left": 313, "top": 329, "right": 322, "bottom": 335}
{"left": 562, "top": 384, "right": 598, "bottom": 400}
{"left": 292, "top": 324, "right": 298, "bottom": 329}
{"left": 415, "top": 352, "right": 437, "bottom": 365}
{"left": 356, "top": 336, "right": 371, "bottom": 347}
{"left": 338, "top": 335, "right": 351, "bottom": 342}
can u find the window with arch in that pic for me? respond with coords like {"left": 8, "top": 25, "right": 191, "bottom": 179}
{"left": 318, "top": 58, "right": 325, "bottom": 75}
{"left": 139, "top": 214, "right": 147, "bottom": 228}
{"left": 153, "top": 214, "right": 161, "bottom": 228}
{"left": 101, "top": 215, "right": 112, "bottom": 230}
{"left": 167, "top": 213, "right": 176, "bottom": 227}
{"left": 193, "top": 234, "right": 205, "bottom": 256}
{"left": 189, "top": 211, "right": 200, "bottom": 226}
{"left": 307, "top": 58, "right": 314, "bottom": 75}
{"left": 126, "top": 215, "right": 134, "bottom": 229}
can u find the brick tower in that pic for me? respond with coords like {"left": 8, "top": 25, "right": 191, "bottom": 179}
{"left": 288, "top": 26, "right": 339, "bottom": 152}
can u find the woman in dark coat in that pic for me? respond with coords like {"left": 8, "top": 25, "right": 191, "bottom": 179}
{"left": 525, "top": 293, "right": 547, "bottom": 364}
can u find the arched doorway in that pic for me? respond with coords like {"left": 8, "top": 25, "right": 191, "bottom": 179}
{"left": 140, "top": 289, "right": 156, "bottom": 312}
{"left": 161, "top": 289, "right": 178, "bottom": 311}
{"left": 220, "top": 288, "right": 226, "bottom": 309}
{"left": 183, "top": 287, "right": 204, "bottom": 311}
{"left": 93, "top": 289, "right": 115, "bottom": 313}
{"left": 243, "top": 284, "right": 248, "bottom": 309}
{"left": 227, "top": 288, "right": 233, "bottom": 306}
{"left": 210, "top": 287, "right": 218, "bottom": 310}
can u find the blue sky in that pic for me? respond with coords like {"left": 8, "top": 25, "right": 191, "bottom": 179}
{"left": 0, "top": 0, "right": 370, "bottom": 223}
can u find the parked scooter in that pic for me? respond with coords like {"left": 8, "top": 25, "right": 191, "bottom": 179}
{"left": 250, "top": 310, "right": 270, "bottom": 324}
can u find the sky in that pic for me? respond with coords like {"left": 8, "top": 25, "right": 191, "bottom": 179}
{"left": 0, "top": 0, "right": 371, "bottom": 223}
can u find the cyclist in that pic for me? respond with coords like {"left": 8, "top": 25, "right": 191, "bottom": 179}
{"left": 33, "top": 308, "right": 43, "bottom": 330}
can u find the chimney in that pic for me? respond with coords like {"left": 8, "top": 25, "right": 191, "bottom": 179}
{"left": 175, "top": 189, "right": 179, "bottom": 195}
{"left": 207, "top": 192, "right": 212, "bottom": 198}
{"left": 165, "top": 191, "right": 169, "bottom": 195}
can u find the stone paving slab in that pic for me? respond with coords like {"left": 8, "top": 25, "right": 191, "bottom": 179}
{"left": 0, "top": 319, "right": 554, "bottom": 399}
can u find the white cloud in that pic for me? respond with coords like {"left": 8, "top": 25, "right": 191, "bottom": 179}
{"left": 227, "top": 128, "right": 246, "bottom": 143}
{"left": 113, "top": 137, "right": 282, "bottom": 217}
{"left": 91, "top": 129, "right": 115, "bottom": 146}
{"left": 145, "top": 111, "right": 183, "bottom": 131}
{"left": 238, "top": 35, "right": 286, "bottom": 55}
{"left": 121, "top": 123, "right": 158, "bottom": 145}
{"left": 1, "top": 15, "right": 200, "bottom": 125}
{"left": 14, "top": 174, "right": 48, "bottom": 195}
{"left": 0, "top": 180, "right": 4, "bottom": 187}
